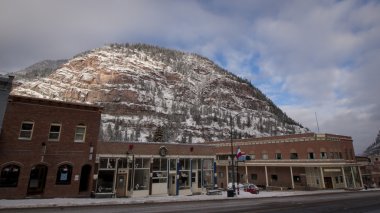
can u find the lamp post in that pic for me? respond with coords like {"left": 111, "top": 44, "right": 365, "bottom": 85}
{"left": 230, "top": 112, "right": 245, "bottom": 196}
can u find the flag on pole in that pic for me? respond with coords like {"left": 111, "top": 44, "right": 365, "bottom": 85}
{"left": 236, "top": 146, "right": 242, "bottom": 159}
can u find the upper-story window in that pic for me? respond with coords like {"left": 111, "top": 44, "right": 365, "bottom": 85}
{"left": 261, "top": 153, "right": 268, "bottom": 160}
{"left": 308, "top": 152, "right": 315, "bottom": 159}
{"left": 275, "top": 153, "right": 282, "bottom": 160}
{"left": 290, "top": 153, "right": 298, "bottom": 159}
{"left": 320, "top": 152, "right": 328, "bottom": 159}
{"left": 48, "top": 123, "right": 61, "bottom": 141}
{"left": 74, "top": 125, "right": 86, "bottom": 143}
{"left": 19, "top": 121, "right": 34, "bottom": 140}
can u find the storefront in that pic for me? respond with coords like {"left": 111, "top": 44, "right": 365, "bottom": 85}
{"left": 95, "top": 142, "right": 217, "bottom": 197}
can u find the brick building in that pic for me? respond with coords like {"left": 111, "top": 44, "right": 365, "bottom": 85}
{"left": 212, "top": 133, "right": 362, "bottom": 190}
{"left": 0, "top": 95, "right": 102, "bottom": 198}
{"left": 0, "top": 92, "right": 364, "bottom": 199}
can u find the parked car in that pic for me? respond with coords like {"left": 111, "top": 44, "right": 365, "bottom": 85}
{"left": 227, "top": 183, "right": 244, "bottom": 190}
{"left": 243, "top": 183, "right": 260, "bottom": 194}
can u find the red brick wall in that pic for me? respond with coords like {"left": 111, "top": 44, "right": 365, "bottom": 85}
{"left": 0, "top": 96, "right": 101, "bottom": 198}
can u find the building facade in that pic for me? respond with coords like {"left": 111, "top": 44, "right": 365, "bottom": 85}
{"left": 0, "top": 95, "right": 101, "bottom": 198}
{"left": 212, "top": 133, "right": 363, "bottom": 190}
{"left": 95, "top": 142, "right": 216, "bottom": 197}
{"left": 0, "top": 94, "right": 365, "bottom": 199}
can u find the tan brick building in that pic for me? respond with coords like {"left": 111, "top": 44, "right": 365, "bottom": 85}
{"left": 0, "top": 95, "right": 101, "bottom": 198}
{"left": 212, "top": 133, "right": 362, "bottom": 191}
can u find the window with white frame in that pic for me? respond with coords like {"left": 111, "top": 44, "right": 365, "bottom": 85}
{"left": 19, "top": 121, "right": 34, "bottom": 140}
{"left": 261, "top": 153, "right": 268, "bottom": 160}
{"left": 48, "top": 123, "right": 61, "bottom": 141}
{"left": 275, "top": 153, "right": 282, "bottom": 160}
{"left": 320, "top": 152, "right": 328, "bottom": 159}
{"left": 308, "top": 152, "right": 315, "bottom": 159}
{"left": 74, "top": 125, "right": 86, "bottom": 142}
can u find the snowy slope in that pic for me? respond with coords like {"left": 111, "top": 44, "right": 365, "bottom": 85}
{"left": 12, "top": 43, "right": 308, "bottom": 143}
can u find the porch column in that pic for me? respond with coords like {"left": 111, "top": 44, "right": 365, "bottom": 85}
{"left": 245, "top": 165, "right": 248, "bottom": 183}
{"left": 341, "top": 166, "right": 348, "bottom": 188}
{"left": 358, "top": 166, "right": 364, "bottom": 188}
{"left": 265, "top": 166, "right": 269, "bottom": 187}
{"left": 320, "top": 167, "right": 325, "bottom": 189}
{"left": 290, "top": 166, "right": 294, "bottom": 189}
{"left": 351, "top": 166, "right": 356, "bottom": 188}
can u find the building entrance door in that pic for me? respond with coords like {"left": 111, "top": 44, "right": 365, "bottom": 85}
{"left": 116, "top": 173, "right": 128, "bottom": 197}
{"left": 27, "top": 165, "right": 48, "bottom": 195}
{"left": 79, "top": 165, "right": 92, "bottom": 192}
{"left": 324, "top": 177, "right": 333, "bottom": 189}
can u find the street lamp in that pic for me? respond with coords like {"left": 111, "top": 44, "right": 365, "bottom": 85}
{"left": 230, "top": 112, "right": 245, "bottom": 196}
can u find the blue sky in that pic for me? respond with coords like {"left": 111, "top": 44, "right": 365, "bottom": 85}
{"left": 1, "top": 0, "right": 380, "bottom": 154}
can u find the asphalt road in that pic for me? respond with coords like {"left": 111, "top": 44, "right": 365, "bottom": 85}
{"left": 2, "top": 190, "right": 380, "bottom": 213}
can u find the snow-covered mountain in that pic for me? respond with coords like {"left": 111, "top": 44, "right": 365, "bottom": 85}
{"left": 12, "top": 43, "right": 308, "bottom": 143}
{"left": 363, "top": 130, "right": 380, "bottom": 156}
{"left": 11, "top": 59, "right": 68, "bottom": 81}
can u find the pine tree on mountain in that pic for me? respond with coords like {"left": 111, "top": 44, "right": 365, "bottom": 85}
{"left": 153, "top": 126, "right": 164, "bottom": 142}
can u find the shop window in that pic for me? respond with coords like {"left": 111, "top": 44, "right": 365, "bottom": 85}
{"left": 152, "top": 158, "right": 168, "bottom": 184}
{"left": 19, "top": 121, "right": 34, "bottom": 140}
{"left": 0, "top": 165, "right": 20, "bottom": 187}
{"left": 97, "top": 170, "right": 114, "bottom": 193}
{"left": 308, "top": 152, "right": 315, "bottom": 159}
{"left": 290, "top": 153, "right": 298, "bottom": 159}
{"left": 48, "top": 123, "right": 61, "bottom": 141}
{"left": 275, "top": 153, "right": 282, "bottom": 160}
{"left": 56, "top": 164, "right": 72, "bottom": 185}
{"left": 271, "top": 175, "right": 278, "bottom": 181}
{"left": 134, "top": 170, "right": 149, "bottom": 190}
{"left": 74, "top": 125, "right": 86, "bottom": 142}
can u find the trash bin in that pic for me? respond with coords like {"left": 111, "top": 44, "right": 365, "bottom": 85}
{"left": 227, "top": 189, "right": 235, "bottom": 197}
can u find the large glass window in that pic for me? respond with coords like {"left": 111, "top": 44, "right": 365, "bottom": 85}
{"left": 74, "top": 125, "right": 86, "bottom": 142}
{"left": 179, "top": 159, "right": 191, "bottom": 189}
{"left": 19, "top": 121, "right": 34, "bottom": 140}
{"left": 56, "top": 164, "right": 72, "bottom": 185}
{"left": 152, "top": 158, "right": 168, "bottom": 183}
{"left": 48, "top": 123, "right": 61, "bottom": 141}
{"left": 202, "top": 159, "right": 214, "bottom": 189}
{"left": 134, "top": 158, "right": 150, "bottom": 191}
{"left": 0, "top": 165, "right": 20, "bottom": 187}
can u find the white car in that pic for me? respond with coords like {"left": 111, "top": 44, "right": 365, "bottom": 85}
{"left": 227, "top": 183, "right": 244, "bottom": 190}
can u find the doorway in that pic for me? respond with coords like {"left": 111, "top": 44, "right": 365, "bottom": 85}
{"left": 27, "top": 165, "right": 48, "bottom": 195}
{"left": 324, "top": 177, "right": 333, "bottom": 189}
{"left": 79, "top": 165, "right": 92, "bottom": 192}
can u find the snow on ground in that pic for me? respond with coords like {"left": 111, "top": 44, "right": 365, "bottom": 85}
{"left": 1, "top": 189, "right": 379, "bottom": 209}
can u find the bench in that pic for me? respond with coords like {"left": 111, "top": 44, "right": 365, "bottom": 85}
{"left": 206, "top": 189, "right": 223, "bottom": 195}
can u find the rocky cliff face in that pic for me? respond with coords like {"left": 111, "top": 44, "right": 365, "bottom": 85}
{"left": 12, "top": 43, "right": 308, "bottom": 143}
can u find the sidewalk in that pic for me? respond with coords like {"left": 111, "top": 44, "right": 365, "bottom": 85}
{"left": 0, "top": 189, "right": 375, "bottom": 209}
